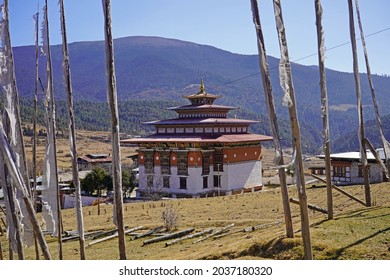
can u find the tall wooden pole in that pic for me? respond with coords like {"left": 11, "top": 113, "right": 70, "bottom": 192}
{"left": 347, "top": 0, "right": 371, "bottom": 206}
{"left": 272, "top": 0, "right": 313, "bottom": 259}
{"left": 0, "top": 223, "right": 3, "bottom": 260}
{"left": 32, "top": 9, "right": 40, "bottom": 260}
{"left": 43, "top": 1, "right": 63, "bottom": 258}
{"left": 0, "top": 123, "right": 52, "bottom": 260}
{"left": 102, "top": 0, "right": 127, "bottom": 260}
{"left": 0, "top": 161, "right": 24, "bottom": 259}
{"left": 355, "top": 0, "right": 390, "bottom": 175}
{"left": 314, "top": 0, "right": 333, "bottom": 219}
{"left": 1, "top": 0, "right": 31, "bottom": 259}
{"left": 59, "top": 0, "right": 86, "bottom": 260}
{"left": 249, "top": 0, "right": 293, "bottom": 238}
{"left": 0, "top": 0, "right": 51, "bottom": 260}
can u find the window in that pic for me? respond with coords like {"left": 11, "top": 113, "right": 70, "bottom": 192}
{"left": 179, "top": 177, "right": 187, "bottom": 189}
{"left": 177, "top": 153, "right": 188, "bottom": 176}
{"left": 203, "top": 176, "right": 208, "bottom": 189}
{"left": 144, "top": 151, "right": 154, "bottom": 174}
{"left": 202, "top": 155, "right": 210, "bottom": 175}
{"left": 213, "top": 153, "right": 223, "bottom": 172}
{"left": 147, "top": 175, "right": 154, "bottom": 189}
{"left": 160, "top": 152, "right": 171, "bottom": 175}
{"left": 163, "top": 176, "right": 170, "bottom": 188}
{"left": 333, "top": 166, "right": 346, "bottom": 177}
{"left": 213, "top": 175, "right": 221, "bottom": 188}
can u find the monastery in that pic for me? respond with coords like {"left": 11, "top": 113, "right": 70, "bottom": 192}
{"left": 121, "top": 81, "right": 272, "bottom": 198}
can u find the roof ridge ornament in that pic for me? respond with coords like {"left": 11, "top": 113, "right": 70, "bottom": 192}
{"left": 199, "top": 79, "right": 206, "bottom": 95}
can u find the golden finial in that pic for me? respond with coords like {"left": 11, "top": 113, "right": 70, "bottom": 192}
{"left": 199, "top": 79, "right": 205, "bottom": 94}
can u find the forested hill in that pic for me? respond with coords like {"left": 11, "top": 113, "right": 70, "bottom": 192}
{"left": 8, "top": 36, "right": 390, "bottom": 154}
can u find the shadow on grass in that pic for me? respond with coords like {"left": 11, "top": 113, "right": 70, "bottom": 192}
{"left": 332, "top": 226, "right": 390, "bottom": 259}
{"left": 310, "top": 207, "right": 387, "bottom": 228}
{"left": 238, "top": 237, "right": 304, "bottom": 260}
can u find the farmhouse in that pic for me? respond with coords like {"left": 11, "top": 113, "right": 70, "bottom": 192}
{"left": 121, "top": 81, "right": 272, "bottom": 198}
{"left": 77, "top": 153, "right": 112, "bottom": 171}
{"left": 318, "top": 149, "right": 386, "bottom": 185}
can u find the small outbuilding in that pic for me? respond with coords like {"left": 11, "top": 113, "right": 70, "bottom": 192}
{"left": 77, "top": 153, "right": 112, "bottom": 171}
{"left": 317, "top": 149, "right": 386, "bottom": 185}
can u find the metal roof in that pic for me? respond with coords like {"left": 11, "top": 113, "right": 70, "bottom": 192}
{"left": 144, "top": 117, "right": 259, "bottom": 126}
{"left": 167, "top": 104, "right": 238, "bottom": 111}
{"left": 121, "top": 133, "right": 273, "bottom": 144}
{"left": 317, "top": 148, "right": 385, "bottom": 161}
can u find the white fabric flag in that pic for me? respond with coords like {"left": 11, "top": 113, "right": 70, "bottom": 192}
{"left": 0, "top": 1, "right": 33, "bottom": 247}
{"left": 40, "top": 4, "right": 59, "bottom": 237}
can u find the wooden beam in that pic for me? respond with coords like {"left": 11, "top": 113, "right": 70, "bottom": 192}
{"left": 193, "top": 224, "right": 235, "bottom": 244}
{"left": 0, "top": 204, "right": 6, "bottom": 216}
{"left": 165, "top": 228, "right": 214, "bottom": 247}
{"left": 143, "top": 228, "right": 195, "bottom": 246}
{"left": 132, "top": 226, "right": 164, "bottom": 240}
{"left": 332, "top": 185, "right": 366, "bottom": 207}
{"left": 347, "top": 0, "right": 371, "bottom": 207}
{"left": 62, "top": 230, "right": 105, "bottom": 242}
{"left": 0, "top": 217, "right": 6, "bottom": 229}
{"left": 290, "top": 198, "right": 328, "bottom": 214}
{"left": 250, "top": 0, "right": 294, "bottom": 238}
{"left": 272, "top": 0, "right": 313, "bottom": 259}
{"left": 315, "top": 0, "right": 333, "bottom": 220}
{"left": 365, "top": 138, "right": 388, "bottom": 179}
{"left": 243, "top": 221, "right": 282, "bottom": 232}
{"left": 0, "top": 226, "right": 3, "bottom": 260}
{"left": 307, "top": 173, "right": 366, "bottom": 207}
{"left": 355, "top": 0, "right": 390, "bottom": 177}
{"left": 102, "top": 0, "right": 126, "bottom": 260}
{"left": 59, "top": 0, "right": 86, "bottom": 259}
{"left": 87, "top": 226, "right": 143, "bottom": 246}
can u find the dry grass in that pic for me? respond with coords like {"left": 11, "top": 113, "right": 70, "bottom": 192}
{"left": 1, "top": 182, "right": 388, "bottom": 260}
{"left": 1, "top": 133, "right": 389, "bottom": 260}
{"left": 23, "top": 129, "right": 136, "bottom": 172}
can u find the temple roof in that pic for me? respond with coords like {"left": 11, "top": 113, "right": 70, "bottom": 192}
{"left": 120, "top": 80, "right": 272, "bottom": 146}
{"left": 167, "top": 104, "right": 238, "bottom": 111}
{"left": 121, "top": 133, "right": 273, "bottom": 144}
{"left": 143, "top": 117, "right": 258, "bottom": 126}
{"left": 182, "top": 79, "right": 221, "bottom": 104}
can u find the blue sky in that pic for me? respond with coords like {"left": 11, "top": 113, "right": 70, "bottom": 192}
{"left": 7, "top": 0, "right": 390, "bottom": 75}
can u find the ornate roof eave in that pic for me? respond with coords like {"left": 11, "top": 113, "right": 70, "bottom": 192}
{"left": 183, "top": 93, "right": 221, "bottom": 99}
{"left": 142, "top": 118, "right": 259, "bottom": 126}
{"left": 120, "top": 133, "right": 273, "bottom": 145}
{"left": 166, "top": 104, "right": 238, "bottom": 111}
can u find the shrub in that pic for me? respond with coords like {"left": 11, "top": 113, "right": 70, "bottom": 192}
{"left": 161, "top": 206, "right": 179, "bottom": 231}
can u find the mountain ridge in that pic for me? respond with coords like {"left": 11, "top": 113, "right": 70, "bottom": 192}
{"left": 8, "top": 35, "right": 390, "bottom": 154}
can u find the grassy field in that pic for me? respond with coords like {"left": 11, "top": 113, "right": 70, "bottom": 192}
{"left": 1, "top": 182, "right": 388, "bottom": 260}
{"left": 1, "top": 132, "right": 389, "bottom": 260}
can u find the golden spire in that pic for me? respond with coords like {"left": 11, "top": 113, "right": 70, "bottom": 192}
{"left": 199, "top": 79, "right": 205, "bottom": 95}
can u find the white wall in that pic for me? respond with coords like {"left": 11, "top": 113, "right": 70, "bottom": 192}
{"left": 350, "top": 162, "right": 383, "bottom": 184}
{"left": 137, "top": 159, "right": 263, "bottom": 196}
{"left": 225, "top": 160, "right": 262, "bottom": 190}
{"left": 63, "top": 194, "right": 98, "bottom": 209}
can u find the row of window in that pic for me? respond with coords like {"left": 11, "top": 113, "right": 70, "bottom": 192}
{"left": 190, "top": 98, "right": 214, "bottom": 105}
{"left": 144, "top": 153, "right": 223, "bottom": 176}
{"left": 157, "top": 126, "right": 247, "bottom": 134}
{"left": 332, "top": 165, "right": 370, "bottom": 178}
{"left": 146, "top": 175, "right": 222, "bottom": 190}
{"left": 179, "top": 113, "right": 227, "bottom": 118}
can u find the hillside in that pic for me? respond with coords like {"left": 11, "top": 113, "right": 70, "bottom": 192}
{"left": 1, "top": 129, "right": 389, "bottom": 260}
{"left": 1, "top": 181, "right": 389, "bottom": 260}
{"left": 9, "top": 36, "right": 390, "bottom": 153}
